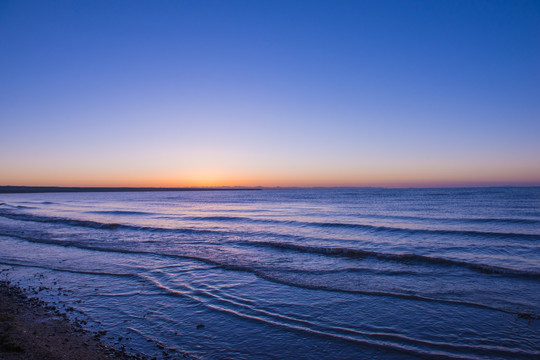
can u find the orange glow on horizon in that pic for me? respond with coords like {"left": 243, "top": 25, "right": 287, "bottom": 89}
{"left": 2, "top": 168, "right": 540, "bottom": 188}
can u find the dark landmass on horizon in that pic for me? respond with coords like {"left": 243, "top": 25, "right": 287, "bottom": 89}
{"left": 0, "top": 186, "right": 262, "bottom": 194}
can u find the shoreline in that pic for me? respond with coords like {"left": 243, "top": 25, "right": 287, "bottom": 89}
{"left": 0, "top": 279, "right": 143, "bottom": 360}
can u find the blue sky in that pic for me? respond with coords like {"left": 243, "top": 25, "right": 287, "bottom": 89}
{"left": 1, "top": 0, "right": 539, "bottom": 186}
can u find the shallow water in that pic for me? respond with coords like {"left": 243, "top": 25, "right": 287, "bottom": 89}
{"left": 0, "top": 188, "right": 539, "bottom": 359}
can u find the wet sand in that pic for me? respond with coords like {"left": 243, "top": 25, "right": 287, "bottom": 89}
{"left": 0, "top": 280, "right": 142, "bottom": 360}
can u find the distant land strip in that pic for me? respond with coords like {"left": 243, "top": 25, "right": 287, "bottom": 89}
{"left": 0, "top": 186, "right": 262, "bottom": 194}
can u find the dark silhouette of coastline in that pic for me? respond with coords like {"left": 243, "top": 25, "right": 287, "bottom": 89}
{"left": 0, "top": 186, "right": 262, "bottom": 194}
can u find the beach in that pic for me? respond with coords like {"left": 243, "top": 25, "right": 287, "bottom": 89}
{"left": 0, "top": 280, "right": 142, "bottom": 360}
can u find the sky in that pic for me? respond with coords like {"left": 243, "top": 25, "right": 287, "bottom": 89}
{"left": 1, "top": 0, "right": 539, "bottom": 187}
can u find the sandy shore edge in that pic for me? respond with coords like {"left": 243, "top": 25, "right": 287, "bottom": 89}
{"left": 0, "top": 279, "right": 144, "bottom": 360}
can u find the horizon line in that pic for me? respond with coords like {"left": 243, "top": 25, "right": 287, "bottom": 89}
{"left": 1, "top": 184, "right": 540, "bottom": 194}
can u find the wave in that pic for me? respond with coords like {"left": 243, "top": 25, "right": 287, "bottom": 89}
{"left": 0, "top": 203, "right": 37, "bottom": 210}
{"left": 256, "top": 270, "right": 529, "bottom": 316}
{"left": 182, "top": 215, "right": 540, "bottom": 240}
{"left": 1, "top": 231, "right": 537, "bottom": 321}
{"left": 180, "top": 215, "right": 540, "bottom": 240}
{"left": 0, "top": 210, "right": 221, "bottom": 235}
{"left": 186, "top": 213, "right": 540, "bottom": 226}
{"left": 279, "top": 267, "right": 424, "bottom": 277}
{"left": 311, "top": 222, "right": 540, "bottom": 240}
{"left": 0, "top": 260, "right": 141, "bottom": 280}
{"left": 0, "top": 232, "right": 233, "bottom": 271}
{"left": 16, "top": 205, "right": 36, "bottom": 209}
{"left": 85, "top": 210, "right": 155, "bottom": 216}
{"left": 4, "top": 201, "right": 56, "bottom": 205}
{"left": 2, "top": 208, "right": 538, "bottom": 242}
{"left": 362, "top": 214, "right": 540, "bottom": 226}
{"left": 246, "top": 241, "right": 540, "bottom": 278}
{"left": 1, "top": 208, "right": 538, "bottom": 280}
{"left": 0, "top": 211, "right": 124, "bottom": 229}
{"left": 148, "top": 276, "right": 539, "bottom": 359}
{"left": 462, "top": 217, "right": 540, "bottom": 225}
{"left": 187, "top": 215, "right": 260, "bottom": 222}
{"left": 134, "top": 278, "right": 465, "bottom": 359}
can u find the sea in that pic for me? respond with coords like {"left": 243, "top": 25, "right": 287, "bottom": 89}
{"left": 0, "top": 187, "right": 538, "bottom": 359}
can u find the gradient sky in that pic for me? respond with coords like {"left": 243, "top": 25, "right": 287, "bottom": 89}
{"left": 1, "top": 0, "right": 539, "bottom": 187}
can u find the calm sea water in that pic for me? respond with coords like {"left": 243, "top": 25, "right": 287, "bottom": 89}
{"left": 0, "top": 188, "right": 539, "bottom": 359}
